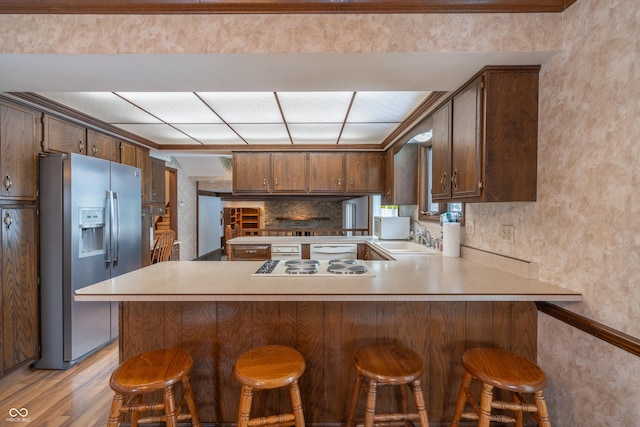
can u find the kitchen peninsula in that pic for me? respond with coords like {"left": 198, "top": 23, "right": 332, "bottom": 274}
{"left": 76, "top": 243, "right": 580, "bottom": 425}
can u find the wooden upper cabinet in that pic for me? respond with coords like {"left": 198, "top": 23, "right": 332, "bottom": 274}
{"left": 119, "top": 141, "right": 137, "bottom": 167}
{"left": 345, "top": 152, "right": 383, "bottom": 193}
{"left": 233, "top": 152, "right": 270, "bottom": 193}
{"left": 382, "top": 144, "right": 417, "bottom": 205}
{"left": 0, "top": 101, "right": 38, "bottom": 200}
{"left": 137, "top": 147, "right": 151, "bottom": 203}
{"left": 1, "top": 205, "right": 39, "bottom": 373}
{"left": 432, "top": 66, "right": 539, "bottom": 203}
{"left": 431, "top": 101, "right": 452, "bottom": 200}
{"left": 87, "top": 129, "right": 118, "bottom": 161}
{"left": 271, "top": 152, "right": 307, "bottom": 193}
{"left": 308, "top": 152, "right": 345, "bottom": 193}
{"left": 150, "top": 156, "right": 165, "bottom": 204}
{"left": 43, "top": 114, "right": 87, "bottom": 155}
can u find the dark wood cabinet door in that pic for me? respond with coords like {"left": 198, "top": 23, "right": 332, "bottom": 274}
{"left": 230, "top": 244, "right": 270, "bottom": 261}
{"left": 431, "top": 101, "right": 452, "bottom": 201}
{"left": 0, "top": 102, "right": 38, "bottom": 200}
{"left": 1, "top": 206, "right": 38, "bottom": 373}
{"left": 87, "top": 129, "right": 118, "bottom": 161}
{"left": 271, "top": 152, "right": 307, "bottom": 193}
{"left": 451, "top": 77, "right": 483, "bottom": 199}
{"left": 345, "top": 152, "right": 383, "bottom": 193}
{"left": 137, "top": 147, "right": 151, "bottom": 203}
{"left": 150, "top": 156, "right": 165, "bottom": 204}
{"left": 119, "top": 141, "right": 137, "bottom": 167}
{"left": 382, "top": 149, "right": 394, "bottom": 204}
{"left": 308, "top": 152, "right": 344, "bottom": 193}
{"left": 43, "top": 114, "right": 87, "bottom": 155}
{"left": 233, "top": 152, "right": 270, "bottom": 193}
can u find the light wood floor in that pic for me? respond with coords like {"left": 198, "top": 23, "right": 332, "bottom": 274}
{"left": 0, "top": 340, "right": 118, "bottom": 427}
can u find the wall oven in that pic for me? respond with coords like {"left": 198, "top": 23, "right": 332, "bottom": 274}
{"left": 270, "top": 243, "right": 302, "bottom": 260}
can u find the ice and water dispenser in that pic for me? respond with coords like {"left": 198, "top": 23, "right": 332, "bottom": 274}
{"left": 78, "top": 208, "right": 106, "bottom": 258}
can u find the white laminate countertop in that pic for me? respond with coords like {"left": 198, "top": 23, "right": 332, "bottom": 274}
{"left": 75, "top": 255, "right": 582, "bottom": 303}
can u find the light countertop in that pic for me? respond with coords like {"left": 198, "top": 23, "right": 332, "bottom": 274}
{"left": 75, "top": 253, "right": 582, "bottom": 303}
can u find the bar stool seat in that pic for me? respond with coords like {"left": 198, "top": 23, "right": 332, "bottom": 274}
{"left": 233, "top": 345, "right": 306, "bottom": 427}
{"left": 347, "top": 342, "right": 430, "bottom": 427}
{"left": 451, "top": 347, "right": 552, "bottom": 427}
{"left": 107, "top": 348, "right": 201, "bottom": 427}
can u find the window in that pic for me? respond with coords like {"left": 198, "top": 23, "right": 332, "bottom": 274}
{"left": 418, "top": 142, "right": 463, "bottom": 222}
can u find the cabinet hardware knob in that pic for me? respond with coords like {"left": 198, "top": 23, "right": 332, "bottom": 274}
{"left": 3, "top": 211, "right": 12, "bottom": 229}
{"left": 92, "top": 144, "right": 98, "bottom": 156}
{"left": 441, "top": 172, "right": 447, "bottom": 191}
{"left": 3, "top": 175, "right": 12, "bottom": 192}
{"left": 274, "top": 178, "right": 278, "bottom": 187}
{"left": 263, "top": 178, "right": 267, "bottom": 188}
{"left": 78, "top": 140, "right": 85, "bottom": 153}
{"left": 452, "top": 169, "right": 458, "bottom": 189}
{"left": 350, "top": 179, "right": 354, "bottom": 187}
{"left": 338, "top": 178, "right": 342, "bottom": 186}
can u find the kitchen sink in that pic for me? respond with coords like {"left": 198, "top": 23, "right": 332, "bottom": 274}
{"left": 374, "top": 241, "right": 440, "bottom": 255}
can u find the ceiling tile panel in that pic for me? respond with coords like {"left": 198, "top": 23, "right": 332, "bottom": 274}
{"left": 196, "top": 92, "right": 282, "bottom": 123}
{"left": 113, "top": 123, "right": 197, "bottom": 145}
{"left": 278, "top": 92, "right": 353, "bottom": 123}
{"left": 38, "top": 92, "right": 162, "bottom": 124}
{"left": 116, "top": 92, "right": 222, "bottom": 124}
{"left": 230, "top": 123, "right": 291, "bottom": 145}
{"left": 288, "top": 123, "right": 342, "bottom": 145}
{"left": 339, "top": 122, "right": 401, "bottom": 144}
{"left": 172, "top": 124, "right": 245, "bottom": 145}
{"left": 348, "top": 91, "right": 431, "bottom": 122}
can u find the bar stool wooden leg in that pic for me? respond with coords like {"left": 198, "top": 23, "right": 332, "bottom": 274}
{"left": 237, "top": 384, "right": 254, "bottom": 427}
{"left": 183, "top": 375, "right": 201, "bottom": 427}
{"left": 163, "top": 385, "right": 178, "bottom": 427}
{"left": 289, "top": 379, "right": 305, "bottom": 427}
{"left": 107, "top": 393, "right": 125, "bottom": 427}
{"left": 410, "top": 379, "right": 430, "bottom": 427}
{"left": 533, "top": 391, "right": 552, "bottom": 427}
{"left": 477, "top": 382, "right": 494, "bottom": 427}
{"left": 451, "top": 370, "right": 473, "bottom": 426}
{"left": 364, "top": 380, "right": 378, "bottom": 427}
{"left": 347, "top": 374, "right": 363, "bottom": 427}
{"left": 398, "top": 383, "right": 410, "bottom": 427}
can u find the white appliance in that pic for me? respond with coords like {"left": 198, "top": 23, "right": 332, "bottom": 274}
{"left": 270, "top": 243, "right": 302, "bottom": 260}
{"left": 37, "top": 153, "right": 142, "bottom": 369}
{"left": 253, "top": 259, "right": 375, "bottom": 277}
{"left": 309, "top": 243, "right": 358, "bottom": 260}
{"left": 373, "top": 216, "right": 410, "bottom": 240}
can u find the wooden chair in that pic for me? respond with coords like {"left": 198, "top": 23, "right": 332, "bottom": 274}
{"left": 450, "top": 347, "right": 552, "bottom": 427}
{"left": 151, "top": 229, "right": 175, "bottom": 263}
{"left": 107, "top": 348, "right": 201, "bottom": 427}
{"left": 347, "top": 342, "right": 430, "bottom": 427}
{"left": 233, "top": 345, "right": 306, "bottom": 427}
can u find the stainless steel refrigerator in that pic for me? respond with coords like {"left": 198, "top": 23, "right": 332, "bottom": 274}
{"left": 36, "top": 153, "right": 141, "bottom": 369}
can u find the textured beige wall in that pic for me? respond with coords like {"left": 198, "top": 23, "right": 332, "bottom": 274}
{"left": 0, "top": 13, "right": 561, "bottom": 54}
{"left": 460, "top": 1, "right": 640, "bottom": 425}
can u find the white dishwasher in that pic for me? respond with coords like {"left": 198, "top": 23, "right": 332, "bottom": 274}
{"left": 309, "top": 243, "right": 358, "bottom": 260}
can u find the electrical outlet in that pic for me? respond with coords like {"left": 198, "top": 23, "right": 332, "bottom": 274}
{"left": 465, "top": 221, "right": 475, "bottom": 235}
{"left": 500, "top": 225, "right": 515, "bottom": 243}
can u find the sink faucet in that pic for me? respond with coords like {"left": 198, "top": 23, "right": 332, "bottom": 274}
{"left": 415, "top": 230, "right": 432, "bottom": 247}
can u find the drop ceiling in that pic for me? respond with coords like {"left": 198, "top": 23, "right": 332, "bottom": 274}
{"left": 36, "top": 90, "right": 432, "bottom": 149}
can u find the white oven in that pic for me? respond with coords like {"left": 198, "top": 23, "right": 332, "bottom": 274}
{"left": 270, "top": 243, "right": 302, "bottom": 260}
{"left": 309, "top": 243, "right": 358, "bottom": 260}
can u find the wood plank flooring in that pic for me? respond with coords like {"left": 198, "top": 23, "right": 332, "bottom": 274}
{"left": 0, "top": 340, "right": 117, "bottom": 427}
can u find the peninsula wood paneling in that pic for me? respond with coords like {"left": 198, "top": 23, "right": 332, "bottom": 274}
{"left": 119, "top": 300, "right": 537, "bottom": 424}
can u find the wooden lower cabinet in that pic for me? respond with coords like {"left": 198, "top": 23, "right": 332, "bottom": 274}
{"left": 1, "top": 205, "right": 38, "bottom": 375}
{"left": 120, "top": 300, "right": 536, "bottom": 424}
{"left": 229, "top": 244, "right": 270, "bottom": 260}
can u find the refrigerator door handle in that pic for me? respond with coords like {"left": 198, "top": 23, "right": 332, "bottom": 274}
{"left": 113, "top": 191, "right": 120, "bottom": 265}
{"left": 106, "top": 190, "right": 114, "bottom": 267}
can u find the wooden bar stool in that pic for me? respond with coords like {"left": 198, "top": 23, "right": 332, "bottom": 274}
{"left": 107, "top": 348, "right": 201, "bottom": 427}
{"left": 347, "top": 343, "right": 430, "bottom": 427}
{"left": 450, "top": 347, "right": 552, "bottom": 427}
{"left": 233, "top": 345, "right": 306, "bottom": 427}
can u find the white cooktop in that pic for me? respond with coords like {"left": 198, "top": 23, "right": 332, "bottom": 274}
{"left": 252, "top": 259, "right": 375, "bottom": 277}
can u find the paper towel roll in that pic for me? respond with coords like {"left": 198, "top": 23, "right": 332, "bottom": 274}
{"left": 443, "top": 222, "right": 461, "bottom": 257}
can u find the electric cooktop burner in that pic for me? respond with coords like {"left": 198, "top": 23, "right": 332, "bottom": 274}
{"left": 252, "top": 259, "right": 375, "bottom": 277}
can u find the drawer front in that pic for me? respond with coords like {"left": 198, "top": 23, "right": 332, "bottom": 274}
{"left": 231, "top": 244, "right": 271, "bottom": 260}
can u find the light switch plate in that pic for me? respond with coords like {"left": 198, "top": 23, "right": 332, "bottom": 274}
{"left": 500, "top": 225, "right": 515, "bottom": 243}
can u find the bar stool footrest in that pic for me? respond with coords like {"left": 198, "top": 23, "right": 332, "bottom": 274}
{"left": 461, "top": 412, "right": 517, "bottom": 424}
{"left": 247, "top": 412, "right": 297, "bottom": 427}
